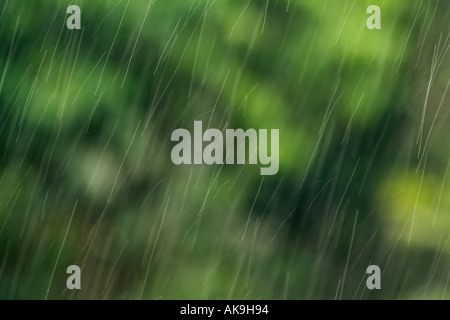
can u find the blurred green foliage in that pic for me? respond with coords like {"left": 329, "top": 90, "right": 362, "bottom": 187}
{"left": 0, "top": 0, "right": 449, "bottom": 299}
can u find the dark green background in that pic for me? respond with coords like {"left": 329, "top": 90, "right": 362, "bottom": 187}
{"left": 0, "top": 0, "right": 449, "bottom": 299}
